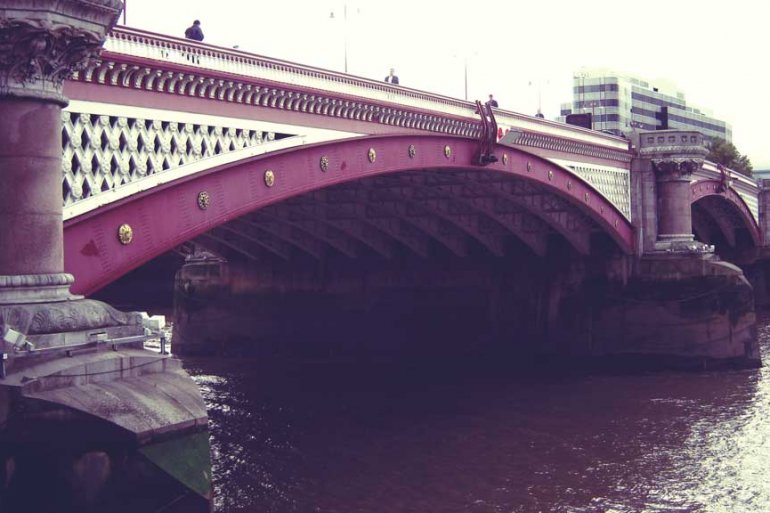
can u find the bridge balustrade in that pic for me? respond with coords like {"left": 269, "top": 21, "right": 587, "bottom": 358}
{"left": 103, "top": 27, "right": 628, "bottom": 151}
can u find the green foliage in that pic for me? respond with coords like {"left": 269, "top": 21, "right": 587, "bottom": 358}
{"left": 706, "top": 138, "right": 753, "bottom": 176}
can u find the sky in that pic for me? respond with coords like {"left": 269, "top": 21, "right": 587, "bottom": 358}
{"left": 124, "top": 0, "right": 770, "bottom": 168}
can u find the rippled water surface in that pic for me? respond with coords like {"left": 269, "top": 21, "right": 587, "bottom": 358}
{"left": 183, "top": 316, "right": 770, "bottom": 513}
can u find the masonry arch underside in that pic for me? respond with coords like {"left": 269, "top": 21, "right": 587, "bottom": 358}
{"left": 64, "top": 135, "right": 634, "bottom": 295}
{"left": 690, "top": 180, "right": 760, "bottom": 258}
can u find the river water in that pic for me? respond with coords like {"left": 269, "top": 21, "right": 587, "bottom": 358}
{"left": 182, "top": 315, "right": 770, "bottom": 513}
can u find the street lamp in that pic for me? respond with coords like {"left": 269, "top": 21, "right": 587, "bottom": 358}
{"left": 329, "top": 4, "right": 348, "bottom": 73}
{"left": 528, "top": 78, "right": 549, "bottom": 117}
{"left": 453, "top": 51, "right": 476, "bottom": 101}
{"left": 464, "top": 55, "right": 468, "bottom": 100}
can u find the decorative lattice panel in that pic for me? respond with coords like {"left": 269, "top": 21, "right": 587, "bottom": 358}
{"left": 737, "top": 191, "right": 759, "bottom": 224}
{"left": 62, "top": 112, "right": 276, "bottom": 205}
{"left": 568, "top": 165, "right": 631, "bottom": 220}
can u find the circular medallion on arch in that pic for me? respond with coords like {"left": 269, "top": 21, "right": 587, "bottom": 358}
{"left": 408, "top": 144, "right": 416, "bottom": 159}
{"left": 117, "top": 224, "right": 133, "bottom": 245}
{"left": 502, "top": 154, "right": 509, "bottom": 165}
{"left": 320, "top": 155, "right": 330, "bottom": 172}
{"left": 264, "top": 169, "right": 276, "bottom": 187}
{"left": 197, "top": 191, "right": 210, "bottom": 210}
{"left": 444, "top": 145, "right": 452, "bottom": 159}
{"left": 368, "top": 148, "right": 376, "bottom": 164}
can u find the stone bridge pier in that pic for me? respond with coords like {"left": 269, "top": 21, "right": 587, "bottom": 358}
{"left": 0, "top": 2, "right": 210, "bottom": 512}
{"left": 604, "top": 131, "right": 759, "bottom": 367}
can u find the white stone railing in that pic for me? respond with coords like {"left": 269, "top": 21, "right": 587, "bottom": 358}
{"left": 104, "top": 26, "right": 629, "bottom": 152}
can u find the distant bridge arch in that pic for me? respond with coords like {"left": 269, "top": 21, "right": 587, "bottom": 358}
{"left": 691, "top": 179, "right": 761, "bottom": 249}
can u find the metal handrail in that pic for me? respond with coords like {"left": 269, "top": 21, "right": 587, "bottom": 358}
{"left": 0, "top": 331, "right": 164, "bottom": 378}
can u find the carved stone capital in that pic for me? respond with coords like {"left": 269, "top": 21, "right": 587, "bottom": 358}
{"left": 0, "top": 1, "right": 123, "bottom": 103}
{"left": 651, "top": 158, "right": 705, "bottom": 181}
{"left": 637, "top": 130, "right": 709, "bottom": 182}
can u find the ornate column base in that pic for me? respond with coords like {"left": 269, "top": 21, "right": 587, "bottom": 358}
{"left": 0, "top": 272, "right": 143, "bottom": 352}
{"left": 0, "top": 273, "right": 83, "bottom": 304}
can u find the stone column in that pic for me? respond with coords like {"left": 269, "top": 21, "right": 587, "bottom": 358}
{"left": 653, "top": 159, "right": 699, "bottom": 243}
{"left": 0, "top": 2, "right": 120, "bottom": 304}
{"left": 638, "top": 131, "right": 709, "bottom": 252}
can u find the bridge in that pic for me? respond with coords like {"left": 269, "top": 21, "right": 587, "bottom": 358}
{"left": 0, "top": 3, "right": 767, "bottom": 512}
{"left": 57, "top": 27, "right": 766, "bottom": 359}
{"left": 62, "top": 27, "right": 636, "bottom": 295}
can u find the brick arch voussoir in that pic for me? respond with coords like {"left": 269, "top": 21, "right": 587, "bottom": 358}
{"left": 63, "top": 135, "right": 633, "bottom": 295}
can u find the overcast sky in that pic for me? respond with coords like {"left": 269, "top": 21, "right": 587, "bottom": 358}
{"left": 124, "top": 0, "right": 770, "bottom": 168}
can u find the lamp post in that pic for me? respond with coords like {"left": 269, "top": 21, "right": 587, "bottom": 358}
{"left": 329, "top": 4, "right": 348, "bottom": 73}
{"left": 464, "top": 55, "right": 468, "bottom": 100}
{"left": 528, "top": 78, "right": 549, "bottom": 117}
{"left": 454, "top": 51, "right": 476, "bottom": 100}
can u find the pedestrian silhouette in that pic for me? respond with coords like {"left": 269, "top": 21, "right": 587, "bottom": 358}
{"left": 384, "top": 68, "right": 399, "bottom": 85}
{"left": 488, "top": 94, "right": 498, "bottom": 108}
{"left": 184, "top": 20, "right": 204, "bottom": 42}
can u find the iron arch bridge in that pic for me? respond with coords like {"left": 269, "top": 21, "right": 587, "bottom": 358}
{"left": 59, "top": 26, "right": 765, "bottom": 295}
{"left": 64, "top": 135, "right": 635, "bottom": 295}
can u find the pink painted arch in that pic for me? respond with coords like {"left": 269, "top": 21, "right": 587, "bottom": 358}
{"left": 690, "top": 179, "right": 761, "bottom": 246}
{"left": 64, "top": 135, "right": 635, "bottom": 295}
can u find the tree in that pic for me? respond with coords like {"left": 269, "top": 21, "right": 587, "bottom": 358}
{"left": 706, "top": 138, "right": 753, "bottom": 177}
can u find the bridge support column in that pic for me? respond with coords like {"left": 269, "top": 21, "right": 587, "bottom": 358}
{"left": 639, "top": 131, "right": 710, "bottom": 252}
{"left": 0, "top": 3, "right": 210, "bottom": 512}
{"left": 0, "top": 101, "right": 65, "bottom": 277}
{"left": 621, "top": 132, "right": 759, "bottom": 367}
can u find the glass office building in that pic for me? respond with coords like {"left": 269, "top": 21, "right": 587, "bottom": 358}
{"left": 558, "top": 69, "right": 731, "bottom": 141}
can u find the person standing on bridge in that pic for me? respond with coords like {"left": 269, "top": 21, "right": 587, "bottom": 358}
{"left": 184, "top": 20, "right": 204, "bottom": 42}
{"left": 384, "top": 68, "right": 399, "bottom": 85}
{"left": 488, "top": 94, "right": 498, "bottom": 108}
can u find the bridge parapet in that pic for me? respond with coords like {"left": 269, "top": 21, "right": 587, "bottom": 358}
{"left": 100, "top": 27, "right": 629, "bottom": 152}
